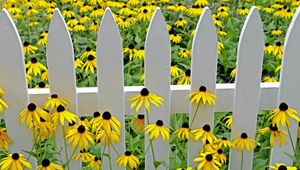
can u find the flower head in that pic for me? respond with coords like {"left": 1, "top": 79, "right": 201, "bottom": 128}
{"left": 87, "top": 156, "right": 102, "bottom": 170}
{"left": 270, "top": 163, "right": 297, "bottom": 170}
{"left": 174, "top": 122, "right": 195, "bottom": 140}
{"left": 116, "top": 151, "right": 139, "bottom": 169}
{"left": 37, "top": 159, "right": 63, "bottom": 170}
{"left": 192, "top": 124, "right": 217, "bottom": 144}
{"left": 44, "top": 94, "right": 69, "bottom": 110}
{"left": 145, "top": 120, "right": 170, "bottom": 141}
{"left": 66, "top": 125, "right": 95, "bottom": 150}
{"left": 52, "top": 105, "right": 78, "bottom": 126}
{"left": 19, "top": 103, "right": 49, "bottom": 128}
{"left": 194, "top": 152, "right": 221, "bottom": 170}
{"left": 0, "top": 128, "right": 11, "bottom": 150}
{"left": 0, "top": 153, "right": 32, "bottom": 170}
{"left": 188, "top": 86, "right": 217, "bottom": 105}
{"left": 232, "top": 132, "right": 256, "bottom": 152}
{"left": 269, "top": 102, "right": 299, "bottom": 127}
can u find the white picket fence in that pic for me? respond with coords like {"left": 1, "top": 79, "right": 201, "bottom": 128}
{"left": 0, "top": 5, "right": 299, "bottom": 170}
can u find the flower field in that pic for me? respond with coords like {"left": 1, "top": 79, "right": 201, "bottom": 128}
{"left": 0, "top": 0, "right": 300, "bottom": 170}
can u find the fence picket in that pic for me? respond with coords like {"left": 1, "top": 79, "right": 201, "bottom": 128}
{"left": 144, "top": 7, "right": 171, "bottom": 170}
{"left": 229, "top": 7, "right": 264, "bottom": 170}
{"left": 96, "top": 8, "right": 125, "bottom": 170}
{"left": 46, "top": 9, "right": 79, "bottom": 169}
{"left": 270, "top": 6, "right": 300, "bottom": 166}
{"left": 0, "top": 9, "right": 37, "bottom": 167}
{"left": 188, "top": 7, "right": 218, "bottom": 167}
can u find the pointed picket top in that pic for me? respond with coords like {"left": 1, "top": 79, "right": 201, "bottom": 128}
{"left": 229, "top": 7, "right": 264, "bottom": 170}
{"left": 144, "top": 7, "right": 171, "bottom": 170}
{"left": 0, "top": 9, "right": 36, "bottom": 167}
{"left": 188, "top": 7, "right": 218, "bottom": 166}
{"left": 270, "top": 6, "right": 300, "bottom": 166}
{"left": 46, "top": 8, "right": 79, "bottom": 169}
{"left": 96, "top": 8, "right": 125, "bottom": 170}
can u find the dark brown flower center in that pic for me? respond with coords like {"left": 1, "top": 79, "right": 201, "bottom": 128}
{"left": 23, "top": 41, "right": 30, "bottom": 46}
{"left": 138, "top": 114, "right": 144, "bottom": 119}
{"left": 182, "top": 122, "right": 189, "bottom": 128}
{"left": 269, "top": 124, "right": 278, "bottom": 131}
{"left": 199, "top": 86, "right": 207, "bottom": 92}
{"left": 102, "top": 111, "right": 111, "bottom": 120}
{"left": 12, "top": 153, "right": 19, "bottom": 160}
{"left": 125, "top": 151, "right": 131, "bottom": 156}
{"left": 93, "top": 111, "right": 100, "bottom": 118}
{"left": 278, "top": 165, "right": 287, "bottom": 170}
{"left": 51, "top": 94, "right": 58, "bottom": 98}
{"left": 185, "top": 69, "right": 191, "bottom": 76}
{"left": 205, "top": 154, "right": 213, "bottom": 161}
{"left": 279, "top": 102, "right": 288, "bottom": 111}
{"left": 143, "top": 9, "right": 148, "bottom": 13}
{"left": 31, "top": 57, "right": 38, "bottom": 63}
{"left": 222, "top": 137, "right": 227, "bottom": 140}
{"left": 27, "top": 103, "right": 36, "bottom": 111}
{"left": 88, "top": 55, "right": 95, "bottom": 61}
{"left": 217, "top": 149, "right": 223, "bottom": 154}
{"left": 57, "top": 105, "right": 65, "bottom": 112}
{"left": 140, "top": 88, "right": 149, "bottom": 96}
{"left": 203, "top": 124, "right": 211, "bottom": 132}
{"left": 77, "top": 125, "right": 85, "bottom": 133}
{"left": 276, "top": 42, "right": 282, "bottom": 46}
{"left": 241, "top": 132, "right": 248, "bottom": 139}
{"left": 156, "top": 120, "right": 164, "bottom": 126}
{"left": 42, "top": 159, "right": 50, "bottom": 167}
{"left": 38, "top": 82, "right": 46, "bottom": 88}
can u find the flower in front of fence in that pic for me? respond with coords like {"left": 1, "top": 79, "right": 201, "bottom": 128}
{"left": 127, "top": 87, "right": 164, "bottom": 113}
{"left": 87, "top": 156, "right": 102, "bottom": 170}
{"left": 193, "top": 124, "right": 217, "bottom": 144}
{"left": 36, "top": 117, "right": 56, "bottom": 141}
{"left": 44, "top": 94, "right": 69, "bottom": 110}
{"left": 174, "top": 122, "right": 195, "bottom": 140}
{"left": 215, "top": 137, "right": 233, "bottom": 148}
{"left": 213, "top": 147, "right": 227, "bottom": 165}
{"left": 72, "top": 149, "right": 94, "bottom": 162}
{"left": 130, "top": 114, "right": 145, "bottom": 132}
{"left": 145, "top": 120, "right": 170, "bottom": 141}
{"left": 52, "top": 105, "right": 78, "bottom": 126}
{"left": 188, "top": 86, "right": 217, "bottom": 106}
{"left": 37, "top": 159, "right": 63, "bottom": 170}
{"left": 232, "top": 132, "right": 256, "bottom": 152}
{"left": 92, "top": 111, "right": 121, "bottom": 134}
{"left": 0, "top": 153, "right": 32, "bottom": 170}
{"left": 25, "top": 57, "right": 47, "bottom": 77}
{"left": 19, "top": 103, "right": 49, "bottom": 128}
{"left": 0, "top": 128, "right": 11, "bottom": 150}
{"left": 0, "top": 88, "right": 8, "bottom": 113}
{"left": 269, "top": 163, "right": 297, "bottom": 170}
{"left": 116, "top": 151, "right": 139, "bottom": 169}
{"left": 269, "top": 102, "right": 300, "bottom": 127}
{"left": 194, "top": 152, "right": 221, "bottom": 170}
{"left": 66, "top": 124, "right": 95, "bottom": 150}
{"left": 257, "top": 124, "right": 287, "bottom": 147}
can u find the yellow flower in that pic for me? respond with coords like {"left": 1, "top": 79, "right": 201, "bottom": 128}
{"left": 23, "top": 41, "right": 38, "bottom": 55}
{"left": 0, "top": 153, "right": 32, "bottom": 170}
{"left": 89, "top": 20, "right": 100, "bottom": 31}
{"left": 223, "top": 115, "right": 232, "bottom": 128}
{"left": 130, "top": 114, "right": 145, "bottom": 132}
{"left": 79, "top": 4, "right": 93, "bottom": 14}
{"left": 177, "top": 69, "right": 191, "bottom": 85}
{"left": 270, "top": 163, "right": 297, "bottom": 170}
{"left": 89, "top": 111, "right": 101, "bottom": 129}
{"left": 237, "top": 7, "right": 250, "bottom": 16}
{"left": 174, "top": 122, "right": 195, "bottom": 140}
{"left": 37, "top": 35, "right": 48, "bottom": 46}
{"left": 133, "top": 47, "right": 145, "bottom": 60}
{"left": 145, "top": 120, "right": 170, "bottom": 141}
{"left": 36, "top": 117, "right": 56, "bottom": 141}
{"left": 0, "top": 90, "right": 8, "bottom": 114}
{"left": 127, "top": 88, "right": 164, "bottom": 113}
{"left": 213, "top": 148, "right": 227, "bottom": 165}
{"left": 263, "top": 6, "right": 274, "bottom": 13}
{"left": 264, "top": 43, "right": 274, "bottom": 54}
{"left": 171, "top": 64, "right": 183, "bottom": 78}
{"left": 74, "top": 58, "right": 84, "bottom": 68}
{"left": 272, "top": 29, "right": 283, "bottom": 36}
{"left": 124, "top": 44, "right": 135, "bottom": 61}
{"left": 192, "top": 124, "right": 217, "bottom": 144}
{"left": 170, "top": 33, "right": 182, "bottom": 43}
{"left": 90, "top": 7, "right": 104, "bottom": 18}
{"left": 79, "top": 15, "right": 90, "bottom": 24}
{"left": 19, "top": 103, "right": 49, "bottom": 128}
{"left": 257, "top": 124, "right": 287, "bottom": 147}
{"left": 272, "top": 42, "right": 284, "bottom": 59}
{"left": 217, "top": 29, "right": 227, "bottom": 36}
{"left": 194, "top": 0, "right": 209, "bottom": 6}
{"left": 67, "top": 17, "right": 79, "bottom": 27}
{"left": 66, "top": 125, "right": 95, "bottom": 150}
{"left": 95, "top": 129, "right": 120, "bottom": 146}
{"left": 217, "top": 4, "right": 229, "bottom": 12}
{"left": 178, "top": 49, "right": 191, "bottom": 58}
{"left": 80, "top": 47, "right": 96, "bottom": 60}
{"left": 217, "top": 9, "right": 229, "bottom": 18}
{"left": 62, "top": 9, "right": 75, "bottom": 18}
{"left": 92, "top": 111, "right": 121, "bottom": 135}
{"left": 262, "top": 76, "right": 277, "bottom": 82}
{"left": 87, "top": 156, "right": 102, "bottom": 170}
{"left": 138, "top": 9, "right": 152, "bottom": 21}
{"left": 232, "top": 132, "right": 256, "bottom": 152}
{"left": 37, "top": 159, "right": 63, "bottom": 170}
{"left": 81, "top": 55, "right": 97, "bottom": 74}
{"left": 188, "top": 86, "right": 217, "bottom": 106}
{"left": 269, "top": 102, "right": 299, "bottom": 127}
{"left": 185, "top": 5, "right": 203, "bottom": 16}
{"left": 117, "top": 17, "right": 132, "bottom": 29}
{"left": 167, "top": 3, "right": 187, "bottom": 13}
{"left": 116, "top": 151, "right": 139, "bottom": 169}
{"left": 72, "top": 150, "right": 94, "bottom": 162}
{"left": 213, "top": 15, "right": 223, "bottom": 27}
{"left": 73, "top": 24, "right": 86, "bottom": 32}
{"left": 44, "top": 94, "right": 69, "bottom": 110}
{"left": 52, "top": 105, "right": 78, "bottom": 126}
{"left": 175, "top": 18, "right": 188, "bottom": 27}
{"left": 25, "top": 57, "right": 47, "bottom": 76}
{"left": 194, "top": 152, "right": 221, "bottom": 170}
{"left": 215, "top": 137, "right": 233, "bottom": 148}
{"left": 0, "top": 128, "right": 11, "bottom": 150}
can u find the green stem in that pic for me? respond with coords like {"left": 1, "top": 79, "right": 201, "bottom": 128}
{"left": 108, "top": 144, "right": 112, "bottom": 170}
{"left": 64, "top": 145, "right": 78, "bottom": 168}
{"left": 286, "top": 124, "right": 296, "bottom": 157}
{"left": 189, "top": 103, "right": 201, "bottom": 129}
{"left": 27, "top": 130, "right": 38, "bottom": 160}
{"left": 110, "top": 142, "right": 120, "bottom": 156}
{"left": 145, "top": 111, "right": 157, "bottom": 170}
{"left": 62, "top": 126, "right": 70, "bottom": 170}
{"left": 241, "top": 151, "right": 244, "bottom": 170}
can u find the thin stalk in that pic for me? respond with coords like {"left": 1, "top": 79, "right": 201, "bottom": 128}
{"left": 241, "top": 151, "right": 244, "bottom": 170}
{"left": 145, "top": 111, "right": 157, "bottom": 170}
{"left": 27, "top": 130, "right": 38, "bottom": 160}
{"left": 110, "top": 142, "right": 120, "bottom": 156}
{"left": 189, "top": 103, "right": 201, "bottom": 128}
{"left": 286, "top": 124, "right": 296, "bottom": 156}
{"left": 108, "top": 144, "right": 112, "bottom": 170}
{"left": 62, "top": 126, "right": 70, "bottom": 170}
{"left": 64, "top": 145, "right": 78, "bottom": 168}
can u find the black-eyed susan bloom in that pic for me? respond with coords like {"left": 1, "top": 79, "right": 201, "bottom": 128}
{"left": 66, "top": 125, "right": 95, "bottom": 150}
{"left": 257, "top": 124, "right": 287, "bottom": 147}
{"left": 237, "top": 7, "right": 250, "bottom": 16}
{"left": 92, "top": 111, "right": 121, "bottom": 134}
{"left": 25, "top": 57, "right": 47, "bottom": 76}
{"left": 194, "top": 152, "right": 221, "bottom": 170}
{"left": 145, "top": 120, "right": 170, "bottom": 141}
{"left": 138, "top": 9, "right": 152, "bottom": 21}
{"left": 72, "top": 149, "right": 94, "bottom": 162}
{"left": 169, "top": 33, "right": 182, "bottom": 44}
{"left": 213, "top": 148, "right": 227, "bottom": 165}
{"left": 178, "top": 49, "right": 191, "bottom": 58}
{"left": 171, "top": 64, "right": 183, "bottom": 78}
{"left": 269, "top": 102, "right": 300, "bottom": 127}
{"left": 89, "top": 111, "right": 101, "bottom": 129}
{"left": 19, "top": 103, "right": 49, "bottom": 128}
{"left": 44, "top": 94, "right": 69, "bottom": 110}
{"left": 0, "top": 128, "right": 11, "bottom": 150}
{"left": 232, "top": 132, "right": 256, "bottom": 152}
{"left": 192, "top": 124, "right": 217, "bottom": 144}
{"left": 0, "top": 153, "right": 32, "bottom": 170}
{"left": 37, "top": 159, "right": 63, "bottom": 170}
{"left": 272, "top": 29, "right": 283, "bottom": 36}
{"left": 177, "top": 69, "right": 191, "bottom": 85}
{"left": 81, "top": 55, "right": 97, "bottom": 74}
{"left": 174, "top": 122, "right": 195, "bottom": 140}
{"left": 52, "top": 105, "right": 78, "bottom": 126}
{"left": 270, "top": 163, "right": 297, "bottom": 170}
{"left": 116, "top": 151, "right": 139, "bottom": 169}
{"left": 223, "top": 115, "right": 232, "bottom": 128}
{"left": 87, "top": 156, "right": 102, "bottom": 170}
{"left": 215, "top": 137, "right": 233, "bottom": 148}
{"left": 188, "top": 86, "right": 217, "bottom": 106}
{"left": 95, "top": 129, "right": 120, "bottom": 146}
{"left": 175, "top": 18, "right": 188, "bottom": 27}
{"left": 23, "top": 41, "right": 38, "bottom": 55}
{"left": 80, "top": 47, "right": 96, "bottom": 60}
{"left": 36, "top": 117, "right": 56, "bottom": 141}
{"left": 130, "top": 114, "right": 145, "bottom": 132}
{"left": 127, "top": 88, "right": 164, "bottom": 113}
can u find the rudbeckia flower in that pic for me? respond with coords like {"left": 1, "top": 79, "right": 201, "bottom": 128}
{"left": 123, "top": 44, "right": 135, "bottom": 61}
{"left": 232, "top": 132, "right": 256, "bottom": 152}
{"left": 95, "top": 129, "right": 120, "bottom": 146}
{"left": 127, "top": 88, "right": 164, "bottom": 113}
{"left": 37, "top": 35, "right": 48, "bottom": 46}
{"left": 192, "top": 124, "right": 217, "bottom": 144}
{"left": 269, "top": 102, "right": 299, "bottom": 127}
{"left": 171, "top": 64, "right": 183, "bottom": 78}
{"left": 52, "top": 105, "right": 78, "bottom": 126}
{"left": 130, "top": 114, "right": 145, "bottom": 132}
{"left": 87, "top": 156, "right": 102, "bottom": 170}
{"left": 25, "top": 57, "right": 47, "bottom": 76}
{"left": 89, "top": 111, "right": 101, "bottom": 129}
{"left": 64, "top": 121, "right": 78, "bottom": 135}
{"left": 72, "top": 149, "right": 94, "bottom": 162}
{"left": 80, "top": 47, "right": 96, "bottom": 60}
{"left": 262, "top": 76, "right": 277, "bottom": 82}
{"left": 74, "top": 58, "right": 84, "bottom": 68}
{"left": 175, "top": 18, "right": 188, "bottom": 27}
{"left": 194, "top": 0, "right": 209, "bottom": 6}
{"left": 272, "top": 42, "right": 284, "bottom": 59}
{"left": 271, "top": 29, "right": 283, "bottom": 36}
{"left": 81, "top": 55, "right": 97, "bottom": 74}
{"left": 62, "top": 9, "right": 75, "bottom": 18}
{"left": 92, "top": 111, "right": 121, "bottom": 134}
{"left": 178, "top": 49, "right": 191, "bottom": 58}
{"left": 133, "top": 46, "right": 145, "bottom": 60}
{"left": 174, "top": 122, "right": 195, "bottom": 140}
{"left": 237, "top": 7, "right": 250, "bottom": 16}
{"left": 185, "top": 5, "right": 203, "bottom": 16}
{"left": 79, "top": 116, "right": 90, "bottom": 129}
{"left": 23, "top": 41, "right": 38, "bottom": 55}
{"left": 169, "top": 33, "right": 182, "bottom": 43}
{"left": 217, "top": 9, "right": 229, "bottom": 18}
{"left": 217, "top": 4, "right": 229, "bottom": 12}
{"left": 257, "top": 124, "right": 287, "bottom": 147}
{"left": 19, "top": 103, "right": 49, "bottom": 128}
{"left": 79, "top": 4, "right": 93, "bottom": 14}
{"left": 117, "top": 17, "right": 132, "bottom": 29}
{"left": 44, "top": 94, "right": 69, "bottom": 110}
{"left": 188, "top": 86, "right": 217, "bottom": 106}
{"left": 270, "top": 163, "right": 297, "bottom": 170}
{"left": 138, "top": 9, "right": 152, "bottom": 21}
{"left": 79, "top": 15, "right": 90, "bottom": 24}
{"left": 213, "top": 148, "right": 227, "bottom": 165}
{"left": 223, "top": 115, "right": 232, "bottom": 128}
{"left": 90, "top": 7, "right": 104, "bottom": 18}
{"left": 0, "top": 153, "right": 32, "bottom": 170}
{"left": 167, "top": 3, "right": 187, "bottom": 13}
{"left": 116, "top": 151, "right": 139, "bottom": 169}
{"left": 0, "top": 128, "right": 11, "bottom": 150}
{"left": 36, "top": 117, "right": 56, "bottom": 141}
{"left": 194, "top": 152, "right": 221, "bottom": 170}
{"left": 263, "top": 6, "right": 274, "bottom": 13}
{"left": 177, "top": 69, "right": 191, "bottom": 85}
{"left": 213, "top": 16, "right": 223, "bottom": 27}
{"left": 37, "top": 159, "right": 63, "bottom": 170}
{"left": 66, "top": 16, "right": 79, "bottom": 27}
{"left": 215, "top": 137, "right": 233, "bottom": 148}
{"left": 217, "top": 29, "right": 227, "bottom": 36}
{"left": 66, "top": 125, "right": 95, "bottom": 150}
{"left": 264, "top": 43, "right": 274, "bottom": 54}
{"left": 145, "top": 120, "right": 170, "bottom": 141}
{"left": 73, "top": 24, "right": 86, "bottom": 32}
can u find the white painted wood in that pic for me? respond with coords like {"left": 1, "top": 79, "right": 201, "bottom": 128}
{"left": 0, "top": 9, "right": 37, "bottom": 168}
{"left": 46, "top": 8, "right": 79, "bottom": 169}
{"left": 270, "top": 6, "right": 300, "bottom": 166}
{"left": 144, "top": 8, "right": 171, "bottom": 170}
{"left": 96, "top": 8, "right": 125, "bottom": 170}
{"left": 229, "top": 7, "right": 264, "bottom": 170}
{"left": 188, "top": 7, "right": 218, "bottom": 166}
